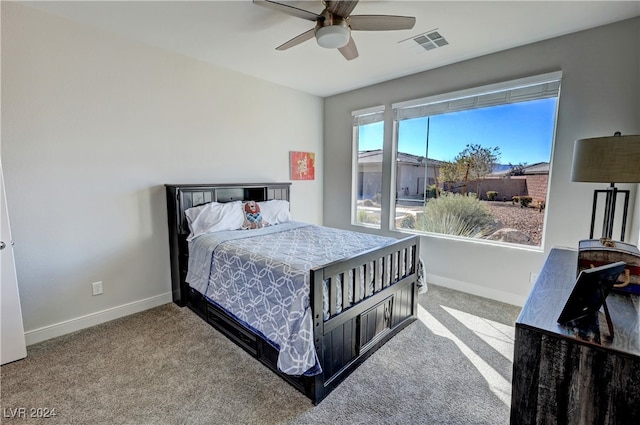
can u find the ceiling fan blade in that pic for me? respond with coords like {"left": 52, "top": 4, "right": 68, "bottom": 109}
{"left": 276, "top": 28, "right": 316, "bottom": 50}
{"left": 325, "top": 1, "right": 359, "bottom": 18}
{"left": 348, "top": 15, "right": 416, "bottom": 31}
{"left": 253, "top": 0, "right": 322, "bottom": 22}
{"left": 338, "top": 36, "right": 359, "bottom": 61}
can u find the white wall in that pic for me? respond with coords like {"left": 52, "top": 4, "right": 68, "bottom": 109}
{"left": 1, "top": 3, "right": 323, "bottom": 343}
{"left": 324, "top": 17, "right": 640, "bottom": 306}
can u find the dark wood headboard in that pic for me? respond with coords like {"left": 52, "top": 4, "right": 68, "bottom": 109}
{"left": 165, "top": 182, "right": 291, "bottom": 306}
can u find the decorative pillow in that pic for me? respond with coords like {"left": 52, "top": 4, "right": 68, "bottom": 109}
{"left": 258, "top": 200, "right": 291, "bottom": 225}
{"left": 241, "top": 201, "right": 270, "bottom": 230}
{"left": 185, "top": 201, "right": 244, "bottom": 241}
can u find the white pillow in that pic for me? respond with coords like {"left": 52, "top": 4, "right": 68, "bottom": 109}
{"left": 258, "top": 200, "right": 291, "bottom": 225}
{"left": 185, "top": 201, "right": 244, "bottom": 241}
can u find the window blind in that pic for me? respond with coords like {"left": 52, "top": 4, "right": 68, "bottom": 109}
{"left": 352, "top": 106, "right": 385, "bottom": 126}
{"left": 393, "top": 73, "right": 561, "bottom": 121}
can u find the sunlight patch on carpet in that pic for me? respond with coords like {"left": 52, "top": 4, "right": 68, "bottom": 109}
{"left": 440, "top": 305, "right": 515, "bottom": 362}
{"left": 417, "top": 304, "right": 512, "bottom": 406}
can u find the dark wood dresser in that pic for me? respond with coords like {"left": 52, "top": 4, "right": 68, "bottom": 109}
{"left": 511, "top": 247, "right": 640, "bottom": 425}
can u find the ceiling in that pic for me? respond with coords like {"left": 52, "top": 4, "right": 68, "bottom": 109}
{"left": 22, "top": 1, "right": 640, "bottom": 97}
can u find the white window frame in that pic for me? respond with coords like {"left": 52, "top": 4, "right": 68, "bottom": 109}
{"left": 351, "top": 105, "right": 385, "bottom": 228}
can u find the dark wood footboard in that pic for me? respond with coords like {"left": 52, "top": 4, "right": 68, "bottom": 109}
{"left": 165, "top": 183, "right": 420, "bottom": 404}
{"left": 308, "top": 236, "right": 419, "bottom": 403}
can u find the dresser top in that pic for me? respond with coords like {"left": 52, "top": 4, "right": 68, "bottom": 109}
{"left": 517, "top": 247, "right": 640, "bottom": 357}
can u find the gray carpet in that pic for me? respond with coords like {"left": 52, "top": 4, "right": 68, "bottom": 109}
{"left": 0, "top": 285, "right": 521, "bottom": 425}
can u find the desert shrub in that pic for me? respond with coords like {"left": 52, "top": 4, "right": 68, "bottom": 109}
{"left": 399, "top": 214, "right": 415, "bottom": 229}
{"left": 357, "top": 210, "right": 378, "bottom": 224}
{"left": 426, "top": 184, "right": 439, "bottom": 199}
{"left": 416, "top": 192, "right": 494, "bottom": 237}
{"left": 486, "top": 191, "right": 498, "bottom": 201}
{"left": 362, "top": 199, "right": 375, "bottom": 207}
{"left": 520, "top": 196, "right": 533, "bottom": 207}
{"left": 513, "top": 195, "right": 532, "bottom": 208}
{"left": 372, "top": 192, "right": 382, "bottom": 204}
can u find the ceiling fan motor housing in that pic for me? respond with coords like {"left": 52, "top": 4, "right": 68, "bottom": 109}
{"left": 315, "top": 15, "right": 350, "bottom": 49}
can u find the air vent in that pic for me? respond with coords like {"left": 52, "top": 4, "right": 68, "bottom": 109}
{"left": 399, "top": 29, "right": 449, "bottom": 53}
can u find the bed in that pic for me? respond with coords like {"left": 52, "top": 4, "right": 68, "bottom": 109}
{"left": 165, "top": 182, "right": 420, "bottom": 404}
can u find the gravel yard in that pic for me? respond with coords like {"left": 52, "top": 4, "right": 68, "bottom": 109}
{"left": 366, "top": 198, "right": 546, "bottom": 246}
{"left": 482, "top": 201, "right": 545, "bottom": 246}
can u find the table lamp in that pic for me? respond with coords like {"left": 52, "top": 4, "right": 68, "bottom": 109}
{"left": 570, "top": 132, "right": 640, "bottom": 242}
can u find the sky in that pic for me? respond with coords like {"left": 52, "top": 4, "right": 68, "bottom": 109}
{"left": 359, "top": 98, "right": 558, "bottom": 166}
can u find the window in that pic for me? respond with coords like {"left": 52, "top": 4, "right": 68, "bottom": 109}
{"left": 352, "top": 106, "right": 385, "bottom": 228}
{"left": 391, "top": 72, "right": 561, "bottom": 247}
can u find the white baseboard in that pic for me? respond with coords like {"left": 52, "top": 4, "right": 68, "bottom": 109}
{"left": 24, "top": 292, "right": 173, "bottom": 346}
{"left": 426, "top": 273, "right": 527, "bottom": 307}
{"left": 24, "top": 279, "right": 523, "bottom": 346}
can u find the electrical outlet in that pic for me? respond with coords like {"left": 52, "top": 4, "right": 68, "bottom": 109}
{"left": 91, "top": 281, "right": 103, "bottom": 296}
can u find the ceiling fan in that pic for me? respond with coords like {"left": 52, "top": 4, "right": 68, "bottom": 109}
{"left": 253, "top": 0, "right": 416, "bottom": 60}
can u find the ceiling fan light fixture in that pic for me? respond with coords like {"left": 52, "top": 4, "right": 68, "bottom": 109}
{"left": 316, "top": 25, "right": 350, "bottom": 48}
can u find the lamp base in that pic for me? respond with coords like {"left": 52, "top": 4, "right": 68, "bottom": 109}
{"left": 589, "top": 185, "right": 630, "bottom": 241}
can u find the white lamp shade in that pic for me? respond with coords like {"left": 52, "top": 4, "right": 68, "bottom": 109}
{"left": 571, "top": 134, "right": 640, "bottom": 183}
{"left": 316, "top": 25, "right": 350, "bottom": 49}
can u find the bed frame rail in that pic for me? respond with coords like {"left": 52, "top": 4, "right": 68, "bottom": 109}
{"left": 309, "top": 235, "right": 419, "bottom": 403}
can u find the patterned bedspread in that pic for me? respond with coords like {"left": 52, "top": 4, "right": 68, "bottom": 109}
{"left": 185, "top": 222, "right": 396, "bottom": 376}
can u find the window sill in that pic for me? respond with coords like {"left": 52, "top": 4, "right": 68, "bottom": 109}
{"left": 391, "top": 227, "right": 545, "bottom": 252}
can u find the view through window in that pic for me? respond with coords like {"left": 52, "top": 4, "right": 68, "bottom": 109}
{"left": 352, "top": 107, "right": 384, "bottom": 228}
{"left": 392, "top": 74, "right": 561, "bottom": 246}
